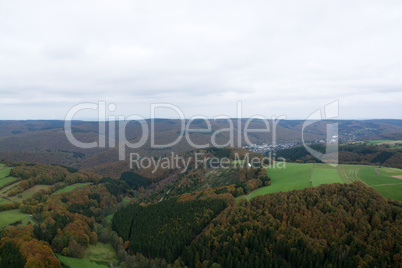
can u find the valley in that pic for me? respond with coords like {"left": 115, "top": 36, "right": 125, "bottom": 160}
{"left": 0, "top": 122, "right": 401, "bottom": 267}
{"left": 1, "top": 2, "right": 402, "bottom": 266}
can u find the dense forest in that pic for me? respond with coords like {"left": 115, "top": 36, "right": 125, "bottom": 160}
{"left": 181, "top": 183, "right": 402, "bottom": 267}
{"left": 112, "top": 198, "right": 228, "bottom": 263}
{"left": 0, "top": 154, "right": 401, "bottom": 267}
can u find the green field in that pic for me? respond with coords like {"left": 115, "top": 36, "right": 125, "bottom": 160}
{"left": 358, "top": 166, "right": 401, "bottom": 186}
{"left": 376, "top": 167, "right": 402, "bottom": 176}
{"left": 56, "top": 254, "right": 108, "bottom": 268}
{"left": 0, "top": 164, "right": 18, "bottom": 188}
{"left": 248, "top": 163, "right": 312, "bottom": 199}
{"left": 0, "top": 176, "right": 19, "bottom": 188}
{"left": 55, "top": 183, "right": 92, "bottom": 194}
{"left": 337, "top": 165, "right": 363, "bottom": 183}
{"left": 105, "top": 214, "right": 114, "bottom": 223}
{"left": 311, "top": 168, "right": 344, "bottom": 187}
{"left": 367, "top": 140, "right": 394, "bottom": 145}
{"left": 366, "top": 140, "right": 402, "bottom": 148}
{"left": 349, "top": 140, "right": 402, "bottom": 148}
{"left": 0, "top": 164, "right": 12, "bottom": 178}
{"left": 0, "top": 181, "right": 20, "bottom": 197}
{"left": 0, "top": 197, "right": 12, "bottom": 205}
{"left": 245, "top": 163, "right": 402, "bottom": 201}
{"left": 1, "top": 165, "right": 53, "bottom": 203}
{"left": 122, "top": 197, "right": 131, "bottom": 204}
{"left": 56, "top": 242, "right": 119, "bottom": 268}
{"left": 6, "top": 185, "right": 52, "bottom": 202}
{"left": 337, "top": 164, "right": 399, "bottom": 185}
{"left": 0, "top": 209, "right": 32, "bottom": 228}
{"left": 371, "top": 184, "right": 402, "bottom": 201}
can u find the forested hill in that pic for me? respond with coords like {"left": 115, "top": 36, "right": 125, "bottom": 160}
{"left": 0, "top": 160, "right": 401, "bottom": 267}
{"left": 1, "top": 119, "right": 401, "bottom": 170}
{"left": 182, "top": 182, "right": 402, "bottom": 267}
{"left": 112, "top": 198, "right": 228, "bottom": 263}
{"left": 107, "top": 182, "right": 402, "bottom": 267}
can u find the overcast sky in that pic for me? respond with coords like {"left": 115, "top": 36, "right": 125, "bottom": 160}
{"left": 0, "top": 0, "right": 401, "bottom": 120}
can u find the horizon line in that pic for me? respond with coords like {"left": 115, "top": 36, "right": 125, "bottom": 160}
{"left": 0, "top": 118, "right": 401, "bottom": 121}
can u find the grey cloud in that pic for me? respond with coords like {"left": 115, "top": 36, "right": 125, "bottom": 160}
{"left": 0, "top": 0, "right": 401, "bottom": 119}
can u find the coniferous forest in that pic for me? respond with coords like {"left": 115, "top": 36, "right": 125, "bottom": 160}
{"left": 112, "top": 199, "right": 227, "bottom": 263}
{"left": 181, "top": 183, "right": 402, "bottom": 267}
{"left": 111, "top": 180, "right": 402, "bottom": 267}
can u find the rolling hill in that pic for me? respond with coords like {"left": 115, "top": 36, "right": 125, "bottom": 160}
{"left": 1, "top": 119, "right": 402, "bottom": 171}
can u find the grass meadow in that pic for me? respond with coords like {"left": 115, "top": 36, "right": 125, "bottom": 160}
{"left": 248, "top": 163, "right": 312, "bottom": 199}
{"left": 0, "top": 164, "right": 12, "bottom": 178}
{"left": 56, "top": 242, "right": 120, "bottom": 268}
{"left": 245, "top": 163, "right": 402, "bottom": 201}
{"left": 311, "top": 168, "right": 343, "bottom": 187}
{"left": 0, "top": 209, "right": 32, "bottom": 228}
{"left": 0, "top": 197, "right": 12, "bottom": 205}
{"left": 0, "top": 164, "right": 18, "bottom": 188}
{"left": 54, "top": 183, "right": 92, "bottom": 194}
{"left": 366, "top": 140, "right": 402, "bottom": 148}
{"left": 7, "top": 185, "right": 52, "bottom": 202}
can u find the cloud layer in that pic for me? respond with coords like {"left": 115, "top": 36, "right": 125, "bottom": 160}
{"left": 1, "top": 0, "right": 401, "bottom": 119}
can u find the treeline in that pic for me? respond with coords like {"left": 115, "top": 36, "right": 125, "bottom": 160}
{"left": 112, "top": 198, "right": 227, "bottom": 263}
{"left": 146, "top": 166, "right": 270, "bottom": 204}
{"left": 234, "top": 167, "right": 271, "bottom": 196}
{"left": 0, "top": 163, "right": 120, "bottom": 267}
{"left": 0, "top": 202, "right": 19, "bottom": 212}
{"left": 95, "top": 171, "right": 153, "bottom": 199}
{"left": 15, "top": 184, "right": 116, "bottom": 262}
{"left": 274, "top": 144, "right": 402, "bottom": 169}
{"left": 0, "top": 225, "right": 60, "bottom": 267}
{"left": 0, "top": 185, "right": 117, "bottom": 267}
{"left": 6, "top": 163, "right": 99, "bottom": 197}
{"left": 120, "top": 171, "right": 152, "bottom": 190}
{"left": 181, "top": 182, "right": 402, "bottom": 267}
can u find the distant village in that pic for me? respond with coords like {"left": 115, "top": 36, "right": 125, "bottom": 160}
{"left": 244, "top": 132, "right": 359, "bottom": 154}
{"left": 243, "top": 142, "right": 300, "bottom": 154}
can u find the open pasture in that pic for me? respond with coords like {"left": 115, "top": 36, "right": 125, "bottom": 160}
{"left": 0, "top": 164, "right": 12, "bottom": 179}
{"left": 248, "top": 163, "right": 312, "bottom": 199}
{"left": 245, "top": 163, "right": 402, "bottom": 201}
{"left": 56, "top": 242, "right": 119, "bottom": 268}
{"left": 366, "top": 140, "right": 402, "bottom": 148}
{"left": 0, "top": 209, "right": 32, "bottom": 228}
{"left": 54, "top": 183, "right": 91, "bottom": 194}
{"left": 5, "top": 185, "right": 52, "bottom": 202}
{"left": 0, "top": 197, "right": 12, "bottom": 205}
{"left": 0, "top": 164, "right": 18, "bottom": 188}
{"left": 311, "top": 168, "right": 343, "bottom": 187}
{"left": 358, "top": 166, "right": 402, "bottom": 186}
{"left": 371, "top": 184, "right": 402, "bottom": 201}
